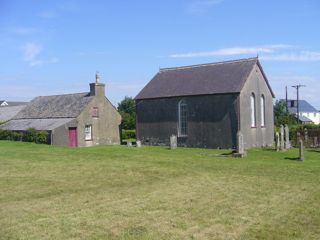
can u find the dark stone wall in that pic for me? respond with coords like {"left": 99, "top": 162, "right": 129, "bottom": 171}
{"left": 136, "top": 94, "right": 239, "bottom": 148}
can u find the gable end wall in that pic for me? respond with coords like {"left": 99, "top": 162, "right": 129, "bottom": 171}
{"left": 239, "top": 63, "right": 274, "bottom": 148}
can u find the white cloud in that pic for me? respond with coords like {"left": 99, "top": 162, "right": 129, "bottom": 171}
{"left": 260, "top": 51, "right": 320, "bottom": 62}
{"left": 21, "top": 43, "right": 43, "bottom": 66}
{"left": 20, "top": 43, "right": 58, "bottom": 67}
{"left": 170, "top": 44, "right": 291, "bottom": 58}
{"left": 186, "top": 0, "right": 224, "bottom": 14}
{"left": 169, "top": 45, "right": 320, "bottom": 62}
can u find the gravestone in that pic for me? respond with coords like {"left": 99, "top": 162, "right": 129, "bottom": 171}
{"left": 297, "top": 132, "right": 301, "bottom": 146}
{"left": 127, "top": 141, "right": 132, "bottom": 147}
{"left": 275, "top": 132, "right": 280, "bottom": 152}
{"left": 299, "top": 140, "right": 304, "bottom": 161}
{"left": 304, "top": 128, "right": 308, "bottom": 142}
{"left": 233, "top": 131, "right": 247, "bottom": 157}
{"left": 284, "top": 124, "right": 290, "bottom": 149}
{"left": 170, "top": 135, "right": 177, "bottom": 149}
{"left": 280, "top": 125, "right": 285, "bottom": 151}
{"left": 313, "top": 136, "right": 318, "bottom": 147}
{"left": 136, "top": 140, "right": 142, "bottom": 148}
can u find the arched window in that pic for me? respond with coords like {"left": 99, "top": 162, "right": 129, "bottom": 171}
{"left": 250, "top": 93, "right": 256, "bottom": 127}
{"left": 261, "top": 95, "right": 265, "bottom": 127}
{"left": 178, "top": 100, "right": 188, "bottom": 136}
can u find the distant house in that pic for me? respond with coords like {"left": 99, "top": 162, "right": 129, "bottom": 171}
{"left": 0, "top": 101, "right": 28, "bottom": 107}
{"left": 135, "top": 57, "right": 275, "bottom": 149}
{"left": 286, "top": 99, "right": 320, "bottom": 124}
{"left": 0, "top": 101, "right": 27, "bottom": 123}
{"left": 0, "top": 73, "right": 121, "bottom": 147}
{"left": 0, "top": 101, "right": 8, "bottom": 106}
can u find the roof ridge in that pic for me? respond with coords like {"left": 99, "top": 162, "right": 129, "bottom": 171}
{"left": 36, "top": 92, "right": 89, "bottom": 98}
{"left": 159, "top": 57, "right": 258, "bottom": 72}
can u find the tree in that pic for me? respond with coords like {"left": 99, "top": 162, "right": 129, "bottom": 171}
{"left": 274, "top": 100, "right": 295, "bottom": 126}
{"left": 117, "top": 96, "right": 136, "bottom": 129}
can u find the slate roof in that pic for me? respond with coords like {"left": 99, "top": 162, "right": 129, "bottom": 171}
{"left": 0, "top": 118, "right": 74, "bottom": 131}
{"left": 0, "top": 105, "right": 26, "bottom": 122}
{"left": 135, "top": 57, "right": 274, "bottom": 100}
{"left": 285, "top": 99, "right": 318, "bottom": 113}
{"left": 14, "top": 92, "right": 93, "bottom": 119}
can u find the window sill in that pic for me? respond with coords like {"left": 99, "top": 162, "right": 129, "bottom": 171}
{"left": 251, "top": 126, "right": 257, "bottom": 129}
{"left": 85, "top": 139, "right": 93, "bottom": 141}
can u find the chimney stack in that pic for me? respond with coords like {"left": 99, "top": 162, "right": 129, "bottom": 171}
{"left": 90, "top": 71, "right": 105, "bottom": 97}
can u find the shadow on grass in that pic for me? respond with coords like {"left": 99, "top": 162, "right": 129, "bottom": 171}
{"left": 307, "top": 149, "right": 320, "bottom": 153}
{"left": 284, "top": 157, "right": 301, "bottom": 161}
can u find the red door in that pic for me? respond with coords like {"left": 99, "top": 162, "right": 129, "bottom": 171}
{"left": 68, "top": 127, "right": 78, "bottom": 147}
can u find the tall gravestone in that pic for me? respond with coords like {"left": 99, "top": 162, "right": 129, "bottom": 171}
{"left": 304, "top": 128, "right": 308, "bottom": 143}
{"left": 280, "top": 125, "right": 285, "bottom": 151}
{"left": 170, "top": 135, "right": 177, "bottom": 149}
{"left": 297, "top": 132, "right": 301, "bottom": 147}
{"left": 233, "top": 131, "right": 246, "bottom": 157}
{"left": 299, "top": 140, "right": 304, "bottom": 161}
{"left": 284, "top": 124, "right": 290, "bottom": 149}
{"left": 275, "top": 132, "right": 280, "bottom": 152}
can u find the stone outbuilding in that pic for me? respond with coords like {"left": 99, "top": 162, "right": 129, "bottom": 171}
{"left": 135, "top": 57, "right": 275, "bottom": 149}
{"left": 0, "top": 73, "right": 121, "bottom": 147}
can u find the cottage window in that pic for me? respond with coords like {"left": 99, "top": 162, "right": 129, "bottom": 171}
{"left": 92, "top": 107, "right": 99, "bottom": 118}
{"left": 85, "top": 125, "right": 92, "bottom": 140}
{"left": 260, "top": 95, "right": 265, "bottom": 127}
{"left": 178, "top": 100, "right": 188, "bottom": 136}
{"left": 250, "top": 93, "right": 256, "bottom": 127}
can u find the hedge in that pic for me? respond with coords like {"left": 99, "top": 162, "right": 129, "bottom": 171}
{"left": 0, "top": 128, "right": 49, "bottom": 144}
{"left": 122, "top": 129, "right": 136, "bottom": 140}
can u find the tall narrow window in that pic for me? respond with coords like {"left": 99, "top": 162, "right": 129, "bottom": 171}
{"left": 250, "top": 93, "right": 256, "bottom": 127}
{"left": 85, "top": 125, "right": 92, "bottom": 140}
{"left": 178, "top": 100, "right": 188, "bottom": 136}
{"left": 261, "top": 95, "right": 265, "bottom": 127}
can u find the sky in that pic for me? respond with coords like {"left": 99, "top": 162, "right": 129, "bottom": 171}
{"left": 0, "top": 0, "right": 320, "bottom": 108}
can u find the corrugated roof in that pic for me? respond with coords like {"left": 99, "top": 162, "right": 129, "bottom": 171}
{"left": 135, "top": 58, "right": 274, "bottom": 100}
{"left": 0, "top": 105, "right": 26, "bottom": 122}
{"left": 0, "top": 118, "right": 74, "bottom": 131}
{"left": 15, "top": 93, "right": 93, "bottom": 119}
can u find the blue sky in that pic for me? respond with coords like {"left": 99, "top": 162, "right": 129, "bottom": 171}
{"left": 1, "top": 0, "right": 319, "bottom": 108}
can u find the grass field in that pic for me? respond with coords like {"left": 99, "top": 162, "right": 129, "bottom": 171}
{"left": 0, "top": 141, "right": 320, "bottom": 239}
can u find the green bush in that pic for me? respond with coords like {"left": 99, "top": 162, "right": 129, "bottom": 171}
{"left": 37, "top": 131, "right": 48, "bottom": 144}
{"left": 122, "top": 129, "right": 136, "bottom": 140}
{"left": 0, "top": 129, "right": 12, "bottom": 140}
{"left": 23, "top": 128, "right": 37, "bottom": 142}
{"left": 0, "top": 129, "right": 49, "bottom": 144}
{"left": 12, "top": 132, "right": 23, "bottom": 141}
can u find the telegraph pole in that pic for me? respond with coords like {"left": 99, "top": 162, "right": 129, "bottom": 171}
{"left": 292, "top": 84, "right": 306, "bottom": 124}
{"left": 285, "top": 86, "right": 288, "bottom": 113}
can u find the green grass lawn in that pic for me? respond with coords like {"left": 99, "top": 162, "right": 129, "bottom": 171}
{"left": 0, "top": 141, "right": 320, "bottom": 240}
